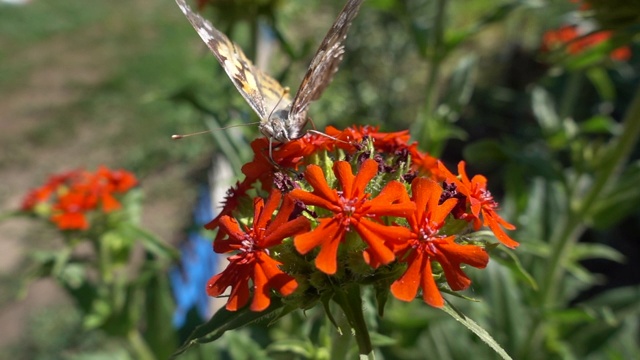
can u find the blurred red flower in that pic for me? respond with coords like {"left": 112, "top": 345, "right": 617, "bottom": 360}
{"left": 542, "top": 25, "right": 631, "bottom": 61}
{"left": 21, "top": 167, "right": 138, "bottom": 230}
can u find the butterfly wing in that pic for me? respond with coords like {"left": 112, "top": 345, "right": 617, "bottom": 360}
{"left": 176, "top": 0, "right": 290, "bottom": 120}
{"left": 289, "top": 0, "right": 365, "bottom": 126}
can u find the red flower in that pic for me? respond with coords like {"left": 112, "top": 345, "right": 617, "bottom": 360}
{"left": 51, "top": 192, "right": 91, "bottom": 230}
{"left": 207, "top": 190, "right": 310, "bottom": 311}
{"left": 391, "top": 178, "right": 489, "bottom": 307}
{"left": 289, "top": 159, "right": 415, "bottom": 274}
{"left": 407, "top": 144, "right": 441, "bottom": 179}
{"left": 21, "top": 167, "right": 138, "bottom": 231}
{"left": 324, "top": 125, "right": 413, "bottom": 154}
{"left": 21, "top": 170, "right": 83, "bottom": 211}
{"left": 541, "top": 25, "right": 631, "bottom": 61}
{"left": 439, "top": 161, "right": 519, "bottom": 248}
{"left": 205, "top": 181, "right": 251, "bottom": 233}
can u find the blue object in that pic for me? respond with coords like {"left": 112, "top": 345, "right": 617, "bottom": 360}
{"left": 169, "top": 186, "right": 218, "bottom": 328}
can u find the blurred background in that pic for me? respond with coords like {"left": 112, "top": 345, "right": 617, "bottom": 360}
{"left": 1, "top": 0, "right": 639, "bottom": 358}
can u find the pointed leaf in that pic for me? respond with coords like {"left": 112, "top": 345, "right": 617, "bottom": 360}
{"left": 171, "top": 298, "right": 293, "bottom": 357}
{"left": 440, "top": 302, "right": 513, "bottom": 360}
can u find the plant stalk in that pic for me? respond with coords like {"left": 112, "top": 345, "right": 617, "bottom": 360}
{"left": 128, "top": 328, "right": 156, "bottom": 360}
{"left": 521, "top": 81, "right": 640, "bottom": 359}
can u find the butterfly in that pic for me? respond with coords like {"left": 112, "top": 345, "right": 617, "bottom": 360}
{"left": 175, "top": 0, "right": 364, "bottom": 149}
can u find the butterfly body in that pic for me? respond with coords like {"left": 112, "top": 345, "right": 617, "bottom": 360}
{"left": 175, "top": 0, "right": 364, "bottom": 144}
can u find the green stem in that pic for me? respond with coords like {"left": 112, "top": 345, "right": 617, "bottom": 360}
{"left": 330, "top": 313, "right": 354, "bottom": 360}
{"left": 412, "top": 0, "right": 448, "bottom": 151}
{"left": 558, "top": 71, "right": 583, "bottom": 120}
{"left": 425, "top": 0, "right": 447, "bottom": 110}
{"left": 127, "top": 328, "right": 156, "bottom": 360}
{"left": 332, "top": 284, "right": 373, "bottom": 358}
{"left": 521, "top": 82, "right": 640, "bottom": 359}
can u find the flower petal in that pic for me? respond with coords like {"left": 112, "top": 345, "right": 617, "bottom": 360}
{"left": 485, "top": 214, "right": 519, "bottom": 248}
{"left": 294, "top": 217, "right": 339, "bottom": 255}
{"left": 257, "top": 252, "right": 298, "bottom": 296}
{"left": 214, "top": 216, "right": 245, "bottom": 253}
{"left": 289, "top": 189, "right": 340, "bottom": 213}
{"left": 315, "top": 232, "right": 342, "bottom": 275}
{"left": 305, "top": 164, "right": 339, "bottom": 204}
{"left": 262, "top": 216, "right": 310, "bottom": 248}
{"left": 420, "top": 256, "right": 444, "bottom": 308}
{"left": 351, "top": 159, "right": 379, "bottom": 199}
{"left": 364, "top": 181, "right": 415, "bottom": 218}
{"left": 391, "top": 251, "right": 422, "bottom": 301}
{"left": 250, "top": 259, "right": 271, "bottom": 311}
{"left": 334, "top": 161, "right": 355, "bottom": 198}
{"left": 354, "top": 220, "right": 397, "bottom": 265}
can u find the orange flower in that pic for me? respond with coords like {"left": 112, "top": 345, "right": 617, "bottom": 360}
{"left": 289, "top": 159, "right": 415, "bottom": 274}
{"left": 325, "top": 125, "right": 412, "bottom": 154}
{"left": 391, "top": 178, "right": 489, "bottom": 307}
{"left": 21, "top": 170, "right": 83, "bottom": 211}
{"left": 204, "top": 181, "right": 250, "bottom": 233}
{"left": 207, "top": 190, "right": 310, "bottom": 311}
{"left": 439, "top": 161, "right": 519, "bottom": 248}
{"left": 541, "top": 25, "right": 631, "bottom": 61}
{"left": 21, "top": 167, "right": 138, "bottom": 231}
{"left": 51, "top": 192, "right": 91, "bottom": 230}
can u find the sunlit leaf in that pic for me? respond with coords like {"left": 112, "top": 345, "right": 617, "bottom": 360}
{"left": 440, "top": 302, "right": 513, "bottom": 360}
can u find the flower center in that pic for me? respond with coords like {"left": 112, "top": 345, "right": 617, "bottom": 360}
{"left": 337, "top": 192, "right": 358, "bottom": 214}
{"left": 478, "top": 188, "right": 498, "bottom": 209}
{"left": 336, "top": 192, "right": 365, "bottom": 231}
{"left": 239, "top": 233, "right": 256, "bottom": 253}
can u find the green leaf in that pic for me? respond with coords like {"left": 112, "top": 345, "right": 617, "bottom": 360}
{"left": 531, "top": 86, "right": 561, "bottom": 134}
{"left": 171, "top": 298, "right": 295, "bottom": 358}
{"left": 586, "top": 67, "right": 616, "bottom": 101}
{"left": 440, "top": 302, "right": 513, "bottom": 360}
{"left": 0, "top": 209, "right": 24, "bottom": 222}
{"left": 144, "top": 272, "right": 178, "bottom": 359}
{"left": 266, "top": 339, "right": 314, "bottom": 358}
{"left": 564, "top": 287, "right": 640, "bottom": 357}
{"left": 445, "top": 2, "right": 522, "bottom": 50}
{"left": 369, "top": 331, "right": 398, "bottom": 347}
{"left": 321, "top": 290, "right": 340, "bottom": 331}
{"left": 123, "top": 223, "right": 179, "bottom": 261}
{"left": 331, "top": 284, "right": 373, "bottom": 357}
{"left": 437, "top": 55, "right": 477, "bottom": 122}
{"left": 563, "top": 41, "right": 614, "bottom": 70}
{"left": 578, "top": 285, "right": 640, "bottom": 314}
{"left": 589, "top": 161, "right": 640, "bottom": 228}
{"left": 488, "top": 246, "right": 538, "bottom": 290}
{"left": 579, "top": 115, "right": 618, "bottom": 135}
{"left": 227, "top": 331, "right": 270, "bottom": 360}
{"left": 568, "top": 243, "right": 625, "bottom": 264}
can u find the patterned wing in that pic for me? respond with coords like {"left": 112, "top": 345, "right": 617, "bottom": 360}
{"left": 175, "top": 0, "right": 290, "bottom": 120}
{"left": 289, "top": 0, "right": 365, "bottom": 123}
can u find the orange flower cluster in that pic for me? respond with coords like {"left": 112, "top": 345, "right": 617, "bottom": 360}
{"left": 541, "top": 24, "right": 631, "bottom": 61}
{"left": 206, "top": 126, "right": 518, "bottom": 311}
{"left": 21, "top": 167, "right": 138, "bottom": 230}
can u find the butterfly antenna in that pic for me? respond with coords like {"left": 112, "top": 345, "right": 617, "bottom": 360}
{"left": 307, "top": 129, "right": 351, "bottom": 146}
{"left": 172, "top": 122, "right": 260, "bottom": 139}
{"left": 267, "top": 87, "right": 291, "bottom": 120}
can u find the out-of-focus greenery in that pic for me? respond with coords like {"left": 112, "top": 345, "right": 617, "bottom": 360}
{"left": 2, "top": 0, "right": 639, "bottom": 359}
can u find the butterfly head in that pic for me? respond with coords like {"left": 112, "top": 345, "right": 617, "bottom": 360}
{"left": 259, "top": 109, "right": 297, "bottom": 143}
